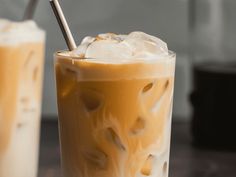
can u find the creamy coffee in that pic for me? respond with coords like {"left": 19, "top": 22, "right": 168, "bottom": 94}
{"left": 0, "top": 19, "right": 45, "bottom": 177}
{"left": 55, "top": 32, "right": 175, "bottom": 177}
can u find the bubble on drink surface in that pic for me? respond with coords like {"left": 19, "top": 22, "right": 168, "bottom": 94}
{"left": 80, "top": 89, "right": 102, "bottom": 112}
{"left": 83, "top": 148, "right": 108, "bottom": 169}
{"left": 130, "top": 117, "right": 146, "bottom": 135}
{"left": 140, "top": 155, "right": 154, "bottom": 176}
{"left": 105, "top": 127, "right": 126, "bottom": 151}
{"left": 71, "top": 31, "right": 169, "bottom": 60}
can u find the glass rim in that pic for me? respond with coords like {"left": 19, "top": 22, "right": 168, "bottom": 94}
{"left": 54, "top": 50, "right": 176, "bottom": 63}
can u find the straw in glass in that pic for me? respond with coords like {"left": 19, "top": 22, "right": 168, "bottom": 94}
{"left": 49, "top": 0, "right": 77, "bottom": 51}
{"left": 23, "top": 0, "right": 40, "bottom": 20}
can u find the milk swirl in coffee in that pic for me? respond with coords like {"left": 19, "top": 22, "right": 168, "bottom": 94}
{"left": 55, "top": 31, "right": 175, "bottom": 177}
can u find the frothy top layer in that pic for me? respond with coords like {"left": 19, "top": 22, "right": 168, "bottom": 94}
{"left": 69, "top": 31, "right": 170, "bottom": 61}
{"left": 56, "top": 32, "right": 175, "bottom": 80}
{"left": 56, "top": 53, "right": 175, "bottom": 81}
{"left": 0, "top": 19, "right": 45, "bottom": 45}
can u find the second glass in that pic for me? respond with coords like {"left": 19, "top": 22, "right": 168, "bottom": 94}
{"left": 0, "top": 20, "right": 45, "bottom": 177}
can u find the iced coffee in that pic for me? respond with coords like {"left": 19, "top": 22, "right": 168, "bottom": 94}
{"left": 0, "top": 19, "right": 45, "bottom": 177}
{"left": 55, "top": 32, "right": 175, "bottom": 177}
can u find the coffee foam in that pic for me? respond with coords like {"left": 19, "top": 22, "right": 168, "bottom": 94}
{"left": 0, "top": 19, "right": 45, "bottom": 46}
{"left": 70, "top": 32, "right": 170, "bottom": 61}
{"left": 56, "top": 53, "right": 175, "bottom": 81}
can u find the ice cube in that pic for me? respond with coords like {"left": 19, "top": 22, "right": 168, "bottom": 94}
{"left": 124, "top": 31, "right": 169, "bottom": 58}
{"left": 97, "top": 33, "right": 117, "bottom": 40}
{"left": 81, "top": 36, "right": 96, "bottom": 45}
{"left": 85, "top": 40, "right": 132, "bottom": 59}
{"left": 72, "top": 36, "right": 95, "bottom": 58}
{"left": 97, "top": 33, "right": 127, "bottom": 42}
{"left": 128, "top": 31, "right": 168, "bottom": 52}
{"left": 72, "top": 31, "right": 169, "bottom": 60}
{"left": 71, "top": 45, "right": 86, "bottom": 58}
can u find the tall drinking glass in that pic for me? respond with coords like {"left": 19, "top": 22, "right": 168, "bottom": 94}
{"left": 0, "top": 20, "right": 45, "bottom": 177}
{"left": 55, "top": 50, "right": 175, "bottom": 177}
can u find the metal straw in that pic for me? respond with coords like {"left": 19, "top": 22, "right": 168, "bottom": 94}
{"left": 49, "top": 0, "right": 77, "bottom": 51}
{"left": 23, "top": 0, "right": 40, "bottom": 20}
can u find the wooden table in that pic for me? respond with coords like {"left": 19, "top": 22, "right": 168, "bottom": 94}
{"left": 38, "top": 120, "right": 236, "bottom": 177}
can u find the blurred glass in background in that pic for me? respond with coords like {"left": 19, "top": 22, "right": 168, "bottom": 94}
{"left": 189, "top": 0, "right": 236, "bottom": 149}
{"left": 189, "top": 0, "right": 236, "bottom": 62}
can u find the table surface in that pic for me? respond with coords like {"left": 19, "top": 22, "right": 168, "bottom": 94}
{"left": 38, "top": 120, "right": 236, "bottom": 177}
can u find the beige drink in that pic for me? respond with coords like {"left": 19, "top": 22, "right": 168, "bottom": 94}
{"left": 0, "top": 19, "right": 45, "bottom": 177}
{"left": 55, "top": 32, "right": 175, "bottom": 177}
